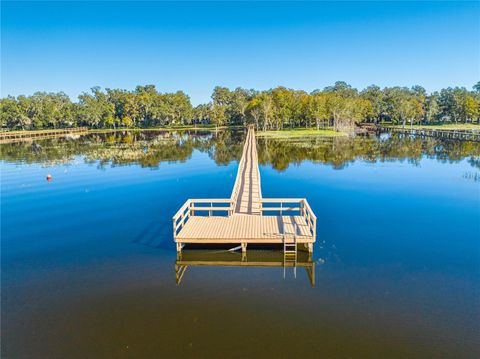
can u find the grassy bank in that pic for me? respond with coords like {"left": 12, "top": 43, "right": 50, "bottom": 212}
{"left": 256, "top": 128, "right": 346, "bottom": 138}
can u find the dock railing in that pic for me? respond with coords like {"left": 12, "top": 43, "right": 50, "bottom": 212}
{"left": 173, "top": 197, "right": 317, "bottom": 241}
{"left": 260, "top": 198, "right": 316, "bottom": 240}
{"left": 173, "top": 199, "right": 233, "bottom": 238}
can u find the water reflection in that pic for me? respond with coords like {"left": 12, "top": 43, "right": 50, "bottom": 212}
{"left": 175, "top": 249, "right": 316, "bottom": 286}
{"left": 1, "top": 129, "right": 479, "bottom": 170}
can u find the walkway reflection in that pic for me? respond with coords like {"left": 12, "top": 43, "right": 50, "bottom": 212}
{"left": 175, "top": 249, "right": 315, "bottom": 287}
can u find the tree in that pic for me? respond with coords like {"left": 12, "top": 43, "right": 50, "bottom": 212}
{"left": 361, "top": 85, "right": 385, "bottom": 123}
{"left": 271, "top": 87, "right": 295, "bottom": 130}
{"left": 308, "top": 93, "right": 329, "bottom": 129}
{"left": 121, "top": 116, "right": 133, "bottom": 127}
{"left": 211, "top": 103, "right": 226, "bottom": 129}
{"left": 473, "top": 81, "right": 480, "bottom": 93}
{"left": 0, "top": 96, "right": 31, "bottom": 129}
{"left": 425, "top": 94, "right": 440, "bottom": 123}
{"left": 78, "top": 87, "right": 114, "bottom": 128}
{"left": 324, "top": 81, "right": 358, "bottom": 98}
{"left": 231, "top": 88, "right": 251, "bottom": 126}
{"left": 257, "top": 92, "right": 274, "bottom": 131}
{"left": 465, "top": 94, "right": 479, "bottom": 123}
{"left": 193, "top": 104, "right": 211, "bottom": 125}
{"left": 246, "top": 97, "right": 262, "bottom": 129}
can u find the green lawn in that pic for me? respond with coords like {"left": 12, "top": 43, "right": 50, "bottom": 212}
{"left": 256, "top": 128, "right": 347, "bottom": 138}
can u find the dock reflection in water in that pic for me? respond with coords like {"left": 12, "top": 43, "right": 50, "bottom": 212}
{"left": 175, "top": 248, "right": 315, "bottom": 286}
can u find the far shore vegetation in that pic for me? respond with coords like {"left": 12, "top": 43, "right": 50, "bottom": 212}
{"left": 1, "top": 82, "right": 480, "bottom": 133}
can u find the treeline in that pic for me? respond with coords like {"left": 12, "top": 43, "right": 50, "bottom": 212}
{"left": 1, "top": 82, "right": 479, "bottom": 130}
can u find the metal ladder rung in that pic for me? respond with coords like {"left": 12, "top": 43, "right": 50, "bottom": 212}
{"left": 283, "top": 222, "right": 298, "bottom": 279}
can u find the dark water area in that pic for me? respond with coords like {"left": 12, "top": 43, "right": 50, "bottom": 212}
{"left": 1, "top": 130, "right": 479, "bottom": 358}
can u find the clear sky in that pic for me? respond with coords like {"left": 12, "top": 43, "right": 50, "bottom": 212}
{"left": 1, "top": 1, "right": 479, "bottom": 105}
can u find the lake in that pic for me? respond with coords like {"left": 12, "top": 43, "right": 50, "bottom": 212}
{"left": 1, "top": 130, "right": 479, "bottom": 358}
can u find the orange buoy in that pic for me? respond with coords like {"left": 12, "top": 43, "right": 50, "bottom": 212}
{"left": 46, "top": 174, "right": 52, "bottom": 181}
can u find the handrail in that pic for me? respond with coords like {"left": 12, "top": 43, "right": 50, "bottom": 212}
{"left": 189, "top": 206, "right": 233, "bottom": 211}
{"left": 260, "top": 198, "right": 317, "bottom": 240}
{"left": 172, "top": 200, "right": 192, "bottom": 239}
{"left": 173, "top": 198, "right": 235, "bottom": 239}
{"left": 261, "top": 198, "right": 305, "bottom": 203}
{"left": 172, "top": 199, "right": 192, "bottom": 223}
{"left": 302, "top": 199, "right": 317, "bottom": 221}
{"left": 261, "top": 198, "right": 305, "bottom": 218}
{"left": 189, "top": 198, "right": 232, "bottom": 203}
{"left": 302, "top": 199, "right": 317, "bottom": 240}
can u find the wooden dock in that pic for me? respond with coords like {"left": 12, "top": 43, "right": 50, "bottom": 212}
{"left": 173, "top": 126, "right": 316, "bottom": 254}
{"left": 175, "top": 250, "right": 315, "bottom": 286}
{"left": 0, "top": 127, "right": 88, "bottom": 143}
{"left": 359, "top": 124, "right": 480, "bottom": 142}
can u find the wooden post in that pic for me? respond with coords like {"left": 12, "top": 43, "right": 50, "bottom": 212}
{"left": 241, "top": 243, "right": 247, "bottom": 253}
{"left": 242, "top": 250, "right": 247, "bottom": 262}
{"left": 172, "top": 219, "right": 176, "bottom": 240}
{"left": 307, "top": 243, "right": 313, "bottom": 253}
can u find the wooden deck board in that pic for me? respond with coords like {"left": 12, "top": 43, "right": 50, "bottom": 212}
{"left": 176, "top": 215, "right": 313, "bottom": 243}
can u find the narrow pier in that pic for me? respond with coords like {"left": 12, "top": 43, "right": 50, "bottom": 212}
{"left": 173, "top": 126, "right": 316, "bottom": 253}
{"left": 231, "top": 126, "right": 262, "bottom": 215}
{"left": 359, "top": 124, "right": 480, "bottom": 142}
{"left": 0, "top": 127, "right": 88, "bottom": 143}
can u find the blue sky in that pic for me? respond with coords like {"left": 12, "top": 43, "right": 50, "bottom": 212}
{"left": 1, "top": 1, "right": 479, "bottom": 105}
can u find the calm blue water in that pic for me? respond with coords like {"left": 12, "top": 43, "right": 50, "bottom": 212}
{"left": 1, "top": 132, "right": 479, "bottom": 358}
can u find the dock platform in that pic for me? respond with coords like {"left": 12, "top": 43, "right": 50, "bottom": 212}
{"left": 173, "top": 126, "right": 316, "bottom": 253}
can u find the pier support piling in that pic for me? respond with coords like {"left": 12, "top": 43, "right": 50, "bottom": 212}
{"left": 241, "top": 243, "right": 247, "bottom": 253}
{"left": 306, "top": 243, "right": 313, "bottom": 253}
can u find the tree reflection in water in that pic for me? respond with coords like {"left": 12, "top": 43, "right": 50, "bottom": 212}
{"left": 1, "top": 129, "right": 479, "bottom": 170}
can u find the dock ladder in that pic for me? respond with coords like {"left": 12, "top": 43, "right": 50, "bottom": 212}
{"left": 283, "top": 223, "right": 298, "bottom": 279}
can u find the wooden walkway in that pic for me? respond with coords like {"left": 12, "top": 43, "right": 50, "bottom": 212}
{"left": 231, "top": 125, "right": 262, "bottom": 214}
{"left": 359, "top": 124, "right": 480, "bottom": 142}
{"left": 0, "top": 127, "right": 88, "bottom": 143}
{"left": 173, "top": 126, "right": 316, "bottom": 253}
